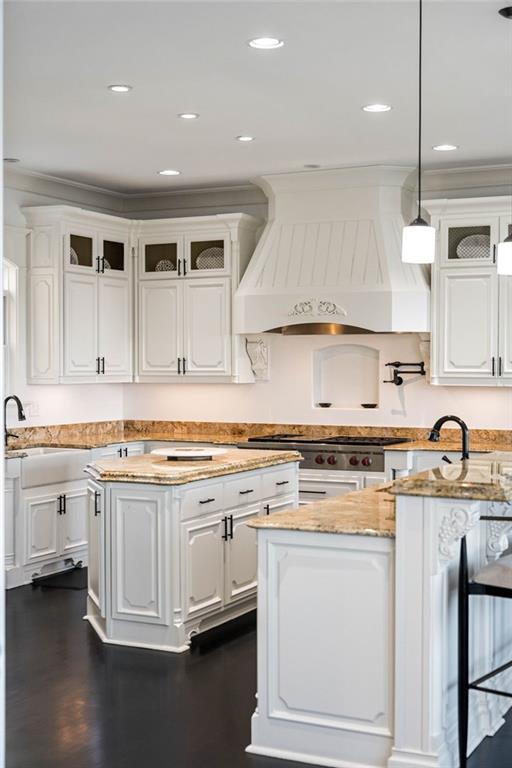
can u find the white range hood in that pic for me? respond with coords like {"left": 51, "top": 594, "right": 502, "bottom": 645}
{"left": 234, "top": 166, "right": 430, "bottom": 334}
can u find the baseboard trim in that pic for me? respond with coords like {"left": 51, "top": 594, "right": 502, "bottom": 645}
{"left": 84, "top": 614, "right": 190, "bottom": 654}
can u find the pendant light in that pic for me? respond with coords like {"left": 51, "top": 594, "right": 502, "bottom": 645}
{"left": 402, "top": 0, "right": 436, "bottom": 264}
{"left": 497, "top": 7, "right": 512, "bottom": 275}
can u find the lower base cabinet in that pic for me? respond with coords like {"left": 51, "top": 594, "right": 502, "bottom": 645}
{"left": 23, "top": 481, "right": 88, "bottom": 569}
{"left": 86, "top": 463, "right": 299, "bottom": 652}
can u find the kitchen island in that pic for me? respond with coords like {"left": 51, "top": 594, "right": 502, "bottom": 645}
{"left": 84, "top": 448, "right": 300, "bottom": 652}
{"left": 247, "top": 456, "right": 512, "bottom": 768}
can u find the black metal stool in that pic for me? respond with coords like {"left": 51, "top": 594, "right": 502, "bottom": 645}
{"left": 459, "top": 513, "right": 512, "bottom": 767}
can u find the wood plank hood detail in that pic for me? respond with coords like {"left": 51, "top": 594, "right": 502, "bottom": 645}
{"left": 234, "top": 166, "right": 431, "bottom": 334}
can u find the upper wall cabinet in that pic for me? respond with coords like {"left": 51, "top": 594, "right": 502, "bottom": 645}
{"left": 23, "top": 207, "right": 262, "bottom": 385}
{"left": 24, "top": 206, "right": 134, "bottom": 384}
{"left": 135, "top": 215, "right": 261, "bottom": 383}
{"left": 426, "top": 198, "right": 512, "bottom": 386}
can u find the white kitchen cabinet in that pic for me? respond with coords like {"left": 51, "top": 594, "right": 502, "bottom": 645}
{"left": 24, "top": 490, "right": 60, "bottom": 565}
{"left": 95, "top": 442, "right": 145, "bottom": 460}
{"left": 138, "top": 281, "right": 181, "bottom": 376}
{"left": 436, "top": 268, "right": 497, "bottom": 380}
{"left": 25, "top": 207, "right": 261, "bottom": 385}
{"left": 63, "top": 273, "right": 98, "bottom": 377}
{"left": 23, "top": 481, "right": 88, "bottom": 567}
{"left": 224, "top": 503, "right": 260, "bottom": 605}
{"left": 98, "top": 276, "right": 132, "bottom": 377}
{"left": 182, "top": 279, "right": 231, "bottom": 376}
{"left": 298, "top": 471, "right": 364, "bottom": 505}
{"left": 25, "top": 206, "right": 134, "bottom": 384}
{"left": 181, "top": 511, "right": 226, "bottom": 620}
{"left": 138, "top": 278, "right": 231, "bottom": 379}
{"left": 87, "top": 480, "right": 105, "bottom": 617}
{"left": 427, "top": 197, "right": 512, "bottom": 386}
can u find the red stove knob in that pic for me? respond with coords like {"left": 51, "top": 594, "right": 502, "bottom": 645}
{"left": 315, "top": 455, "right": 325, "bottom": 465}
{"left": 327, "top": 455, "right": 337, "bottom": 465}
{"left": 349, "top": 456, "right": 359, "bottom": 466}
{"left": 361, "top": 457, "right": 372, "bottom": 467}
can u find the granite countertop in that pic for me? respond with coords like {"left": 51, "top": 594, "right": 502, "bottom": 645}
{"left": 390, "top": 454, "right": 512, "bottom": 501}
{"left": 5, "top": 449, "right": 28, "bottom": 459}
{"left": 85, "top": 448, "right": 301, "bottom": 485}
{"left": 385, "top": 439, "right": 512, "bottom": 453}
{"left": 249, "top": 484, "right": 396, "bottom": 537}
{"left": 7, "top": 433, "right": 245, "bottom": 451}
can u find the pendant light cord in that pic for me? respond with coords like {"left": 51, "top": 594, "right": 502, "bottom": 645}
{"left": 417, "top": 0, "right": 423, "bottom": 221}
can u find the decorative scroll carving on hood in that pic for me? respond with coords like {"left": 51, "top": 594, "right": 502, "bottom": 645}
{"left": 234, "top": 166, "right": 431, "bottom": 334}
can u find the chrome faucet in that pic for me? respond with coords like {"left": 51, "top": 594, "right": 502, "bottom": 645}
{"left": 428, "top": 414, "right": 470, "bottom": 461}
{"left": 4, "top": 395, "right": 26, "bottom": 448}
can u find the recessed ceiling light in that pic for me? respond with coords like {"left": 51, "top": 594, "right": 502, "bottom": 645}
{"left": 178, "top": 113, "right": 199, "bottom": 120}
{"left": 158, "top": 169, "right": 181, "bottom": 176}
{"left": 432, "top": 144, "right": 458, "bottom": 151}
{"left": 236, "top": 135, "right": 255, "bottom": 142}
{"left": 3, "top": 157, "right": 19, "bottom": 163}
{"left": 108, "top": 84, "right": 132, "bottom": 93}
{"left": 362, "top": 104, "right": 392, "bottom": 113}
{"left": 248, "top": 37, "right": 284, "bottom": 49}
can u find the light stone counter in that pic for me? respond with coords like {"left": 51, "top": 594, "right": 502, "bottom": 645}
{"left": 85, "top": 448, "right": 300, "bottom": 485}
{"left": 389, "top": 454, "right": 512, "bottom": 501}
{"left": 249, "top": 484, "right": 395, "bottom": 537}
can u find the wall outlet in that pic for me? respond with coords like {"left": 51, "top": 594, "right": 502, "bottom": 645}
{"left": 23, "top": 401, "right": 39, "bottom": 418}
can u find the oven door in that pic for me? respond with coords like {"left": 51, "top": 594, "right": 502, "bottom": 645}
{"left": 299, "top": 470, "right": 365, "bottom": 506}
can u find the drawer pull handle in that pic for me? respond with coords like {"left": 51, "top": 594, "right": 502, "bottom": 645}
{"left": 222, "top": 516, "right": 228, "bottom": 541}
{"left": 228, "top": 514, "right": 233, "bottom": 539}
{"left": 94, "top": 491, "right": 101, "bottom": 515}
{"left": 264, "top": 504, "right": 270, "bottom": 515}
{"left": 302, "top": 490, "right": 327, "bottom": 495}
{"left": 199, "top": 498, "right": 215, "bottom": 504}
{"left": 239, "top": 489, "right": 254, "bottom": 495}
{"left": 276, "top": 480, "right": 289, "bottom": 486}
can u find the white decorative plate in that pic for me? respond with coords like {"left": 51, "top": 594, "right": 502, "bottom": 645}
{"left": 155, "top": 258, "right": 176, "bottom": 271}
{"left": 70, "top": 247, "right": 79, "bottom": 265}
{"left": 151, "top": 446, "right": 228, "bottom": 461}
{"left": 196, "top": 246, "right": 224, "bottom": 270}
{"left": 456, "top": 234, "right": 490, "bottom": 260}
{"left": 103, "top": 259, "right": 111, "bottom": 270}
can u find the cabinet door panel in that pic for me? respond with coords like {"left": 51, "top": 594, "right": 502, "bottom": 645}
{"left": 29, "top": 271, "right": 59, "bottom": 382}
{"left": 111, "top": 490, "right": 167, "bottom": 623}
{"left": 183, "top": 279, "right": 231, "bottom": 376}
{"left": 224, "top": 504, "right": 259, "bottom": 604}
{"left": 24, "top": 492, "right": 59, "bottom": 565}
{"left": 88, "top": 481, "right": 105, "bottom": 616}
{"left": 65, "top": 227, "right": 97, "bottom": 272}
{"left": 63, "top": 273, "right": 98, "bottom": 377}
{"left": 437, "top": 269, "right": 497, "bottom": 379}
{"left": 439, "top": 217, "right": 499, "bottom": 266}
{"left": 138, "top": 282, "right": 181, "bottom": 375}
{"left": 499, "top": 275, "right": 512, "bottom": 379}
{"left": 99, "top": 276, "right": 132, "bottom": 378}
{"left": 299, "top": 475, "right": 363, "bottom": 505}
{"left": 181, "top": 513, "right": 224, "bottom": 620}
{"left": 61, "top": 487, "right": 88, "bottom": 555}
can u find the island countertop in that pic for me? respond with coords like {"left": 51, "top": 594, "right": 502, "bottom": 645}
{"left": 389, "top": 453, "right": 512, "bottom": 501}
{"left": 249, "top": 484, "right": 396, "bottom": 537}
{"left": 85, "top": 448, "right": 301, "bottom": 485}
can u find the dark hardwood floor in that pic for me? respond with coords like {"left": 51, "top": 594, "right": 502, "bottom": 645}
{"left": 6, "top": 575, "right": 511, "bottom": 768}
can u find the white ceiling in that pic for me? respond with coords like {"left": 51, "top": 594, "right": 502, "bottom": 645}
{"left": 5, "top": 0, "right": 512, "bottom": 194}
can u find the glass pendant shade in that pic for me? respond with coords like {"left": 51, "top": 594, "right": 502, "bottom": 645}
{"left": 497, "top": 235, "right": 512, "bottom": 275}
{"left": 401, "top": 217, "right": 436, "bottom": 264}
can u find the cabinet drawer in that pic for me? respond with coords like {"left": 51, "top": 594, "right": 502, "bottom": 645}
{"left": 224, "top": 475, "right": 262, "bottom": 508}
{"left": 180, "top": 483, "right": 224, "bottom": 519}
{"left": 262, "top": 467, "right": 296, "bottom": 498}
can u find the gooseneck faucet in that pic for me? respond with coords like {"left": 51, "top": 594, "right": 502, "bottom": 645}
{"left": 4, "top": 395, "right": 26, "bottom": 448}
{"left": 428, "top": 414, "right": 470, "bottom": 460}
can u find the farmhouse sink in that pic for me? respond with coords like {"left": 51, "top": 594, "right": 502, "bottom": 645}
{"left": 21, "top": 447, "right": 90, "bottom": 489}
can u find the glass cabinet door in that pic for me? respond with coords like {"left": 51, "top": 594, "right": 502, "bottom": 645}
{"left": 139, "top": 237, "right": 183, "bottom": 279}
{"left": 66, "top": 228, "right": 96, "bottom": 272}
{"left": 100, "top": 235, "right": 128, "bottom": 276}
{"left": 185, "top": 234, "right": 229, "bottom": 276}
{"left": 439, "top": 217, "right": 500, "bottom": 266}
